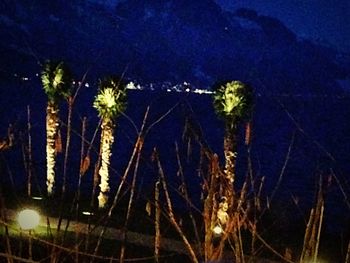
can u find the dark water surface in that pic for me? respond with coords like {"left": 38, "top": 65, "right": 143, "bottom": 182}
{"left": 1, "top": 78, "right": 350, "bottom": 239}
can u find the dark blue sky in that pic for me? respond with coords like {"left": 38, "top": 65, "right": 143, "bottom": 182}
{"left": 216, "top": 0, "right": 350, "bottom": 52}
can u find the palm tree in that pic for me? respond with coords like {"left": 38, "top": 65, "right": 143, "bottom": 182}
{"left": 209, "top": 80, "right": 253, "bottom": 261}
{"left": 41, "top": 61, "right": 72, "bottom": 196}
{"left": 93, "top": 77, "right": 127, "bottom": 209}
{"left": 213, "top": 80, "right": 253, "bottom": 184}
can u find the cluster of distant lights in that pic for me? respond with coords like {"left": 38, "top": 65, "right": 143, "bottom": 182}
{"left": 14, "top": 73, "right": 213, "bottom": 95}
{"left": 14, "top": 72, "right": 348, "bottom": 99}
{"left": 16, "top": 73, "right": 91, "bottom": 88}
{"left": 126, "top": 81, "right": 214, "bottom": 94}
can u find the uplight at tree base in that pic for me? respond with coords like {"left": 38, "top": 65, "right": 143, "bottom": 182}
{"left": 17, "top": 209, "right": 40, "bottom": 230}
{"left": 212, "top": 224, "right": 223, "bottom": 236}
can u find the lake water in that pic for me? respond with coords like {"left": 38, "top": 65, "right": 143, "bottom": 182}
{"left": 1, "top": 77, "right": 350, "bottom": 236}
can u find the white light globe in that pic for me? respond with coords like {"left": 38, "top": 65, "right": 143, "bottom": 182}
{"left": 17, "top": 209, "right": 40, "bottom": 230}
{"left": 213, "top": 225, "right": 223, "bottom": 235}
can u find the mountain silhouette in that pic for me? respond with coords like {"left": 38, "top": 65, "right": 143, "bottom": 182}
{"left": 0, "top": 0, "right": 348, "bottom": 92}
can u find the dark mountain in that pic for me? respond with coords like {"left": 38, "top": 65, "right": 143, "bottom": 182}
{"left": 0, "top": 0, "right": 348, "bottom": 92}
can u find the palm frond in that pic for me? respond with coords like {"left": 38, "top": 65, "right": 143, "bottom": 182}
{"left": 93, "top": 77, "right": 127, "bottom": 120}
{"left": 41, "top": 60, "right": 72, "bottom": 103}
{"left": 213, "top": 80, "right": 253, "bottom": 123}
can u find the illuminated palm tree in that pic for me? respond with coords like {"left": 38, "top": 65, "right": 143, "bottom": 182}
{"left": 93, "top": 77, "right": 127, "bottom": 208}
{"left": 213, "top": 80, "right": 252, "bottom": 186}
{"left": 210, "top": 80, "right": 253, "bottom": 261}
{"left": 41, "top": 61, "right": 72, "bottom": 196}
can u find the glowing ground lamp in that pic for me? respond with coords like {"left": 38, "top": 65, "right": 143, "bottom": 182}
{"left": 17, "top": 209, "right": 40, "bottom": 230}
{"left": 17, "top": 208, "right": 41, "bottom": 260}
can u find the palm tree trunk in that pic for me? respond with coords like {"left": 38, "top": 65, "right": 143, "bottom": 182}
{"left": 222, "top": 124, "right": 245, "bottom": 263}
{"left": 46, "top": 103, "right": 59, "bottom": 196}
{"left": 97, "top": 119, "right": 115, "bottom": 208}
{"left": 223, "top": 125, "right": 237, "bottom": 187}
{"left": 222, "top": 124, "right": 237, "bottom": 215}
